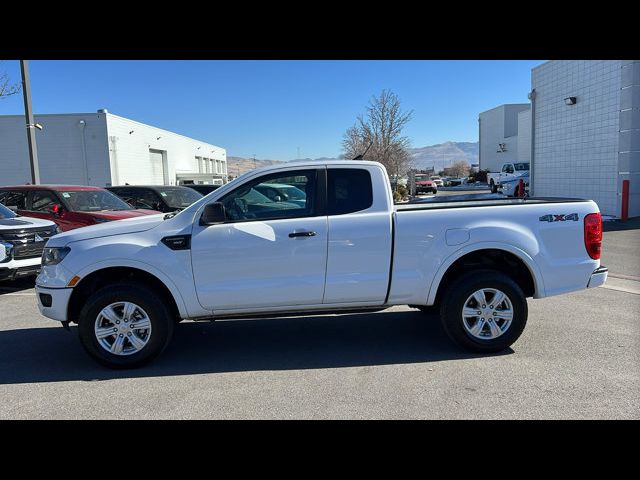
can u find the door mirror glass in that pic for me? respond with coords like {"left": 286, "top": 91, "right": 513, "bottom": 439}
{"left": 200, "top": 202, "right": 226, "bottom": 225}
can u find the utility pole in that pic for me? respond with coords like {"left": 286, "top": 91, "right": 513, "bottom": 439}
{"left": 253, "top": 154, "right": 256, "bottom": 169}
{"left": 20, "top": 60, "right": 40, "bottom": 184}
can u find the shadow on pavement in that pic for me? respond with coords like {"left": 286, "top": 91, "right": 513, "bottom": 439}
{"left": 0, "top": 276, "right": 37, "bottom": 295}
{"left": 0, "top": 309, "right": 511, "bottom": 385}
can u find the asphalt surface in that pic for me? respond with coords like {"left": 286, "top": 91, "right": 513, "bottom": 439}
{"left": 0, "top": 200, "right": 638, "bottom": 419}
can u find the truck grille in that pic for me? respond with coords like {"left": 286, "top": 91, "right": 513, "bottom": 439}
{"left": 0, "top": 227, "right": 57, "bottom": 260}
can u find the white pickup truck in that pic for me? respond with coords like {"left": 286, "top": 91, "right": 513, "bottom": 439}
{"left": 487, "top": 162, "right": 530, "bottom": 193}
{"left": 35, "top": 160, "right": 607, "bottom": 368}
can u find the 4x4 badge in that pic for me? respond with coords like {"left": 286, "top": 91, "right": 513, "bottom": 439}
{"left": 539, "top": 213, "right": 579, "bottom": 222}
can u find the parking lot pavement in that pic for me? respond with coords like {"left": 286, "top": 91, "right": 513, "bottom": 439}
{"left": 1, "top": 276, "right": 638, "bottom": 419}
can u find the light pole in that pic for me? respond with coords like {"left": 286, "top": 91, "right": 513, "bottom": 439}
{"left": 20, "top": 60, "right": 40, "bottom": 184}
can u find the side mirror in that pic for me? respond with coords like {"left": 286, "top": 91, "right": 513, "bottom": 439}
{"left": 7, "top": 205, "right": 18, "bottom": 212}
{"left": 273, "top": 195, "right": 282, "bottom": 202}
{"left": 200, "top": 202, "right": 226, "bottom": 225}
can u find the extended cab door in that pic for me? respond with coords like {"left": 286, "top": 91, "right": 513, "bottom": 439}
{"left": 191, "top": 168, "right": 328, "bottom": 311}
{"left": 322, "top": 166, "right": 393, "bottom": 305}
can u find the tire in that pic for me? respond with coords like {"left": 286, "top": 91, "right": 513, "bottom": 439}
{"left": 439, "top": 269, "right": 527, "bottom": 353}
{"left": 490, "top": 180, "right": 497, "bottom": 193}
{"left": 78, "top": 282, "right": 175, "bottom": 368}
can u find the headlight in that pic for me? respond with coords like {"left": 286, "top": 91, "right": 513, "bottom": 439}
{"left": 92, "top": 217, "right": 111, "bottom": 223}
{"left": 42, "top": 247, "right": 71, "bottom": 266}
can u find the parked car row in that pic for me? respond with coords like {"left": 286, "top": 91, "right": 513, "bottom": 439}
{"left": 0, "top": 183, "right": 217, "bottom": 282}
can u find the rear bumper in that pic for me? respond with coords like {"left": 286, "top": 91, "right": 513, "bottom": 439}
{"left": 587, "top": 266, "right": 608, "bottom": 288}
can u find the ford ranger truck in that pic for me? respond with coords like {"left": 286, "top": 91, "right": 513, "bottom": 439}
{"left": 35, "top": 160, "right": 608, "bottom": 368}
{"left": 1, "top": 202, "right": 58, "bottom": 281}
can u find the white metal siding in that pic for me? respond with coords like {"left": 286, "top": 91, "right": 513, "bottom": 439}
{"left": 0, "top": 113, "right": 110, "bottom": 186}
{"left": 479, "top": 104, "right": 529, "bottom": 172}
{"left": 517, "top": 109, "right": 532, "bottom": 163}
{"left": 532, "top": 60, "right": 622, "bottom": 216}
{"left": 105, "top": 113, "right": 226, "bottom": 186}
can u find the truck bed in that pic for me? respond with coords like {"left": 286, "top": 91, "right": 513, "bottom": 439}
{"left": 395, "top": 196, "right": 590, "bottom": 212}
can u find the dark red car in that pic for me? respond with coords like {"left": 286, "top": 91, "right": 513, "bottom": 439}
{"left": 0, "top": 185, "right": 160, "bottom": 232}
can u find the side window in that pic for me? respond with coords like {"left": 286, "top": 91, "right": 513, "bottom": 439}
{"left": 502, "top": 164, "right": 509, "bottom": 173}
{"left": 327, "top": 168, "right": 373, "bottom": 216}
{"left": 0, "top": 191, "right": 27, "bottom": 210}
{"left": 30, "top": 191, "right": 60, "bottom": 212}
{"left": 137, "top": 189, "right": 161, "bottom": 210}
{"left": 504, "top": 164, "right": 514, "bottom": 174}
{"left": 220, "top": 170, "right": 316, "bottom": 222}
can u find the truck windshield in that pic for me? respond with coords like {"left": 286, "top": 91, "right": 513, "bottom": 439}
{"left": 60, "top": 190, "right": 133, "bottom": 212}
{"left": 0, "top": 203, "right": 17, "bottom": 219}
{"left": 514, "top": 163, "right": 530, "bottom": 171}
{"left": 156, "top": 188, "right": 203, "bottom": 209}
{"left": 415, "top": 175, "right": 430, "bottom": 181}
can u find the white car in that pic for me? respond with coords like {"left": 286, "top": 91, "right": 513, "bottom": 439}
{"left": 1, "top": 202, "right": 58, "bottom": 281}
{"left": 487, "top": 162, "right": 530, "bottom": 193}
{"left": 430, "top": 176, "right": 444, "bottom": 187}
{"left": 499, "top": 172, "right": 530, "bottom": 197}
{"left": 36, "top": 160, "right": 607, "bottom": 368}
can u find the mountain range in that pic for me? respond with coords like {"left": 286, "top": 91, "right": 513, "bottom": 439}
{"left": 227, "top": 141, "right": 479, "bottom": 177}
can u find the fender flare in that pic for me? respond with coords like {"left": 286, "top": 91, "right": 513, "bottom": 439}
{"left": 425, "top": 241, "right": 546, "bottom": 305}
{"left": 74, "top": 258, "right": 189, "bottom": 318}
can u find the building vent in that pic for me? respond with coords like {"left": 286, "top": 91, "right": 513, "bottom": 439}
{"left": 97, "top": 108, "right": 108, "bottom": 113}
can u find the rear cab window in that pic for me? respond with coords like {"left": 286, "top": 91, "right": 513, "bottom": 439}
{"left": 0, "top": 190, "right": 28, "bottom": 210}
{"left": 327, "top": 168, "right": 373, "bottom": 215}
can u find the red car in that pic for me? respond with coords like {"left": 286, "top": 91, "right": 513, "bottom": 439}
{"left": 0, "top": 185, "right": 160, "bottom": 232}
{"left": 414, "top": 175, "right": 437, "bottom": 194}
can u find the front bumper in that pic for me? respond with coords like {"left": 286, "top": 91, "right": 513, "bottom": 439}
{"left": 587, "top": 266, "right": 608, "bottom": 288}
{"left": 0, "top": 257, "right": 42, "bottom": 281}
{"left": 35, "top": 284, "right": 73, "bottom": 322}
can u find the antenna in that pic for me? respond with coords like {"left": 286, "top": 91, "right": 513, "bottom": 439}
{"left": 353, "top": 140, "right": 373, "bottom": 160}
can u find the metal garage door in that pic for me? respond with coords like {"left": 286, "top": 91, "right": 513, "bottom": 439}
{"left": 149, "top": 150, "right": 166, "bottom": 185}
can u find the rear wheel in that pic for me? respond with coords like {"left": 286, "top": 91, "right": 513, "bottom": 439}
{"left": 439, "top": 270, "right": 527, "bottom": 352}
{"left": 78, "top": 282, "right": 174, "bottom": 368}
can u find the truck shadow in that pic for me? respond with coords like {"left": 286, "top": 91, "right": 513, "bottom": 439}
{"left": 0, "top": 310, "right": 512, "bottom": 385}
{"left": 0, "top": 277, "right": 37, "bottom": 295}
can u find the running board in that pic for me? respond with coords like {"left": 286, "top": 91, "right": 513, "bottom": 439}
{"left": 189, "top": 306, "right": 389, "bottom": 322}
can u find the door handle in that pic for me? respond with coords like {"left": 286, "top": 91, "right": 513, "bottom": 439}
{"left": 288, "top": 231, "right": 317, "bottom": 238}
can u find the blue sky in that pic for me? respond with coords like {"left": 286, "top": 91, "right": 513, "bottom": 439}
{"left": 0, "top": 60, "right": 543, "bottom": 160}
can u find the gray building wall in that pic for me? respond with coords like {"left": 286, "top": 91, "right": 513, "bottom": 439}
{"left": 479, "top": 104, "right": 530, "bottom": 172}
{"left": 517, "top": 109, "right": 531, "bottom": 162}
{"left": 0, "top": 113, "right": 111, "bottom": 186}
{"left": 619, "top": 60, "right": 640, "bottom": 217}
{"left": 531, "top": 60, "right": 639, "bottom": 217}
{"left": 0, "top": 111, "right": 227, "bottom": 188}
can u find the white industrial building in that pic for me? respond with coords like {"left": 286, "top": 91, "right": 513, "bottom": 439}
{"left": 479, "top": 60, "right": 640, "bottom": 218}
{"left": 530, "top": 60, "right": 639, "bottom": 218}
{"left": 478, "top": 104, "right": 531, "bottom": 173}
{"left": 0, "top": 109, "right": 227, "bottom": 187}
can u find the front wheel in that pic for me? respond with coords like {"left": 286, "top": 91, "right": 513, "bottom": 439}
{"left": 439, "top": 270, "right": 527, "bottom": 353}
{"left": 77, "top": 282, "right": 174, "bottom": 368}
{"left": 490, "top": 180, "right": 497, "bottom": 193}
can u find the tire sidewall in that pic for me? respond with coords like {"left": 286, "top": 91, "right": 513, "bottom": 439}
{"left": 78, "top": 283, "right": 174, "bottom": 368}
{"left": 441, "top": 270, "right": 528, "bottom": 352}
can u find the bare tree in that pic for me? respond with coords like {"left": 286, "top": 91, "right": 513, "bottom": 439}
{"left": 0, "top": 61, "right": 21, "bottom": 100}
{"left": 449, "top": 160, "right": 470, "bottom": 178}
{"left": 341, "top": 89, "right": 414, "bottom": 186}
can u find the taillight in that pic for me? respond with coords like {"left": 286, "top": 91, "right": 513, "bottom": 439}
{"left": 584, "top": 213, "right": 602, "bottom": 260}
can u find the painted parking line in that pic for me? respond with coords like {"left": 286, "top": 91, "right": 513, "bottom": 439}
{"left": 600, "top": 276, "right": 640, "bottom": 295}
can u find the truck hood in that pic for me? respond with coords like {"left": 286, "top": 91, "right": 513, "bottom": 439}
{"left": 87, "top": 209, "right": 160, "bottom": 221}
{"left": 0, "top": 215, "right": 56, "bottom": 230}
{"left": 46, "top": 213, "right": 166, "bottom": 247}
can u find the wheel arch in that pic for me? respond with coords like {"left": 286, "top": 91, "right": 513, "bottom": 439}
{"left": 426, "top": 243, "right": 545, "bottom": 306}
{"left": 67, "top": 264, "right": 186, "bottom": 323}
